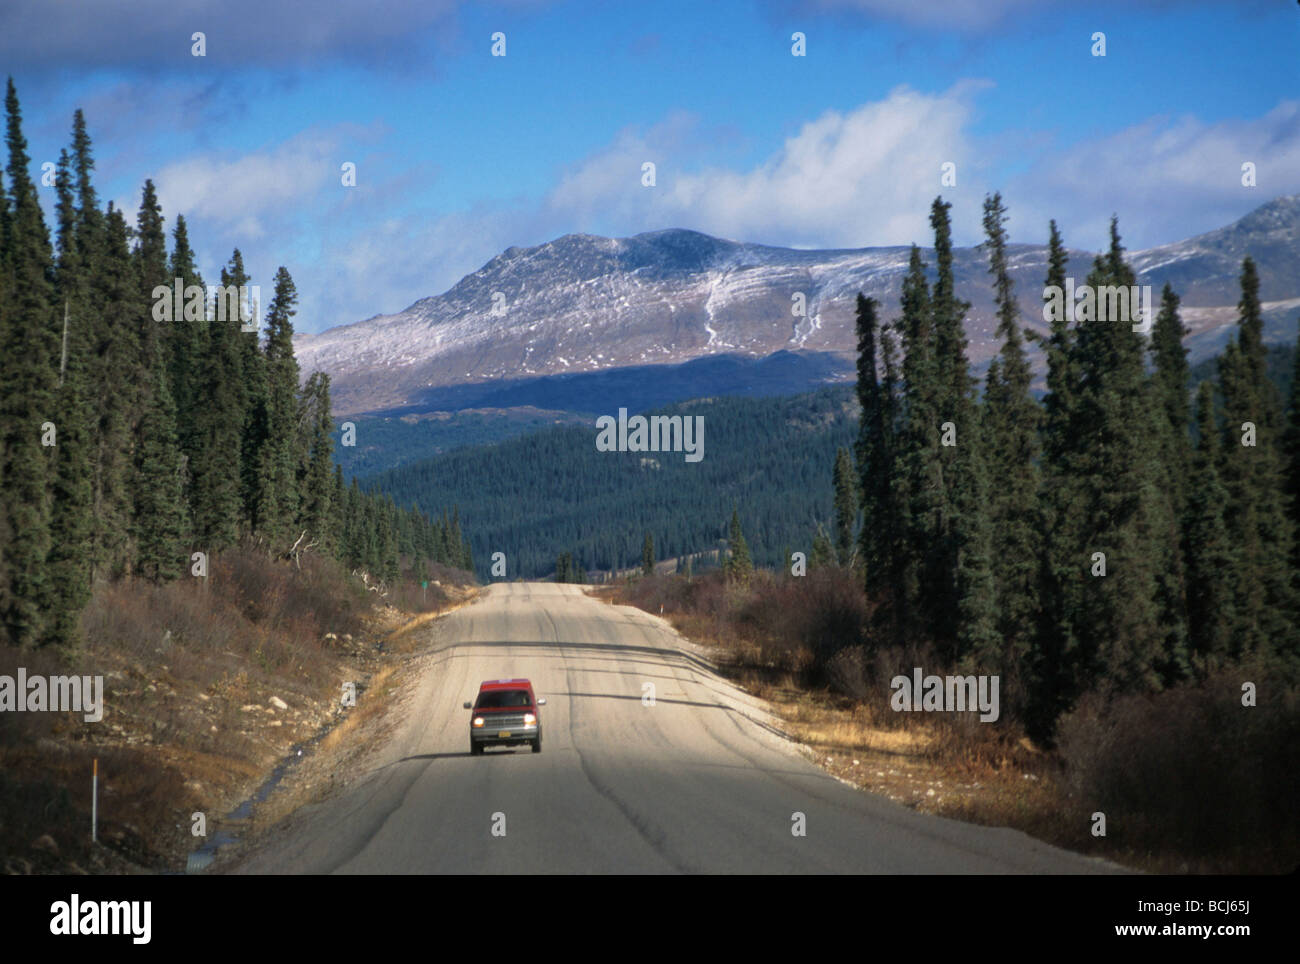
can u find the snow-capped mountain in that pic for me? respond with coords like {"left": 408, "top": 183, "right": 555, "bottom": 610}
{"left": 297, "top": 196, "right": 1300, "bottom": 416}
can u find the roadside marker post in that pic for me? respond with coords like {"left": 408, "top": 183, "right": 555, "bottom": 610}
{"left": 91, "top": 758, "right": 98, "bottom": 843}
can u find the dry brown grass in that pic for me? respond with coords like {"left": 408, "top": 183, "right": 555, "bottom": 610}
{"left": 1, "top": 544, "right": 476, "bottom": 874}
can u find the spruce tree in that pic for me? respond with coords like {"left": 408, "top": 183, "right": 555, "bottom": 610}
{"left": 88, "top": 204, "right": 136, "bottom": 576}
{"left": 189, "top": 251, "right": 247, "bottom": 554}
{"left": 642, "top": 531, "right": 654, "bottom": 576}
{"left": 980, "top": 192, "right": 1041, "bottom": 684}
{"left": 1028, "top": 219, "right": 1079, "bottom": 735}
{"left": 43, "top": 148, "right": 94, "bottom": 650}
{"left": 1184, "top": 381, "right": 1237, "bottom": 668}
{"left": 831, "top": 446, "right": 857, "bottom": 566}
{"left": 724, "top": 508, "right": 752, "bottom": 583}
{"left": 167, "top": 213, "right": 207, "bottom": 508}
{"left": 257, "top": 267, "right": 301, "bottom": 546}
{"left": 299, "top": 371, "right": 335, "bottom": 552}
{"left": 929, "top": 198, "right": 997, "bottom": 669}
{"left": 853, "top": 293, "right": 902, "bottom": 639}
{"left": 1216, "top": 256, "right": 1296, "bottom": 660}
{"left": 216, "top": 251, "right": 263, "bottom": 537}
{"left": 1068, "top": 219, "right": 1181, "bottom": 692}
{"left": 1146, "top": 282, "right": 1194, "bottom": 682}
{"left": 1, "top": 78, "right": 56, "bottom": 646}
{"left": 132, "top": 180, "right": 188, "bottom": 581}
{"left": 1150, "top": 283, "right": 1192, "bottom": 507}
{"left": 891, "top": 244, "right": 942, "bottom": 647}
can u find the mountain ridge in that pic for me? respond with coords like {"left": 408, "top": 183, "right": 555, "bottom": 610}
{"left": 297, "top": 196, "right": 1300, "bottom": 416}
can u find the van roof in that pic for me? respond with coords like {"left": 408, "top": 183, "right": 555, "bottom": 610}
{"left": 478, "top": 678, "right": 533, "bottom": 690}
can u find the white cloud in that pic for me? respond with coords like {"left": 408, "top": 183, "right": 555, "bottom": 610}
{"left": 143, "top": 129, "right": 349, "bottom": 239}
{"left": 544, "top": 84, "right": 988, "bottom": 249}
{"left": 1011, "top": 100, "right": 1300, "bottom": 250}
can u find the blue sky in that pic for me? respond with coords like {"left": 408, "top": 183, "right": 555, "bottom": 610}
{"left": 4, "top": 0, "right": 1297, "bottom": 332}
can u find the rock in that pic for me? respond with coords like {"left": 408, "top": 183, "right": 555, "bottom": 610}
{"left": 197, "top": 693, "right": 210, "bottom": 701}
{"left": 268, "top": 696, "right": 289, "bottom": 711}
{"left": 240, "top": 704, "right": 259, "bottom": 713}
{"left": 269, "top": 720, "right": 282, "bottom": 727}
{"left": 32, "top": 835, "right": 58, "bottom": 855}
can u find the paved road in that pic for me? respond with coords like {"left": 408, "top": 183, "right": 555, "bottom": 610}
{"left": 232, "top": 583, "right": 1119, "bottom": 874}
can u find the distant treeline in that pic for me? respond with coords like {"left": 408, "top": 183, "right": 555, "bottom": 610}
{"left": 0, "top": 81, "right": 470, "bottom": 652}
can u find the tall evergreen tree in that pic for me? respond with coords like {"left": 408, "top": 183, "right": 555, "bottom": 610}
{"left": 132, "top": 179, "right": 187, "bottom": 581}
{"left": 298, "top": 371, "right": 335, "bottom": 552}
{"left": 1216, "top": 256, "right": 1296, "bottom": 660}
{"left": 1068, "top": 219, "right": 1181, "bottom": 692}
{"left": 891, "top": 244, "right": 943, "bottom": 648}
{"left": 642, "top": 531, "right": 655, "bottom": 576}
{"left": 853, "top": 293, "right": 901, "bottom": 638}
{"left": 724, "top": 508, "right": 752, "bottom": 583}
{"left": 167, "top": 213, "right": 207, "bottom": 506}
{"left": 256, "top": 266, "right": 301, "bottom": 546}
{"left": 929, "top": 198, "right": 997, "bottom": 668}
{"left": 831, "top": 446, "right": 857, "bottom": 566}
{"left": 189, "top": 251, "right": 247, "bottom": 553}
{"left": 1, "top": 78, "right": 56, "bottom": 646}
{"left": 42, "top": 148, "right": 94, "bottom": 649}
{"left": 87, "top": 204, "right": 136, "bottom": 576}
{"left": 1146, "top": 282, "right": 1193, "bottom": 682}
{"left": 980, "top": 192, "right": 1041, "bottom": 685}
{"left": 1028, "top": 219, "right": 1080, "bottom": 735}
{"left": 1150, "top": 283, "right": 1192, "bottom": 505}
{"left": 1184, "top": 381, "right": 1237, "bottom": 668}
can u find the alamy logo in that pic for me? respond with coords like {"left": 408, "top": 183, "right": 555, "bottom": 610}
{"left": 0, "top": 668, "right": 103, "bottom": 722}
{"left": 595, "top": 408, "right": 704, "bottom": 463}
{"left": 50, "top": 895, "right": 150, "bottom": 944}
{"left": 890, "top": 668, "right": 1000, "bottom": 722}
{"left": 151, "top": 278, "right": 261, "bottom": 331}
{"left": 1042, "top": 278, "right": 1153, "bottom": 333}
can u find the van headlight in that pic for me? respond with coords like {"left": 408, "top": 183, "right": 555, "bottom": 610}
{"left": 472, "top": 717, "right": 485, "bottom": 728}
{"left": 524, "top": 713, "right": 536, "bottom": 725}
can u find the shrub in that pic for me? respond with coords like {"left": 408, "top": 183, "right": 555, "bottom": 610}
{"left": 1055, "top": 665, "right": 1300, "bottom": 869}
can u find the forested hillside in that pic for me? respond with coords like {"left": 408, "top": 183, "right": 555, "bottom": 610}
{"left": 0, "top": 81, "right": 471, "bottom": 653}
{"left": 333, "top": 408, "right": 591, "bottom": 480}
{"left": 365, "top": 387, "right": 858, "bottom": 579}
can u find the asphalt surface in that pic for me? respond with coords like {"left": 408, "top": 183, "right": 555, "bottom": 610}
{"left": 231, "top": 583, "right": 1120, "bottom": 874}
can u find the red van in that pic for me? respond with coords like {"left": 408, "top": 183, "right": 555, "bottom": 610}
{"left": 463, "top": 679, "right": 545, "bottom": 755}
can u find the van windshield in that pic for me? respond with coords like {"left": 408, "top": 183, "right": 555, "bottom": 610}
{"left": 476, "top": 689, "right": 531, "bottom": 709}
